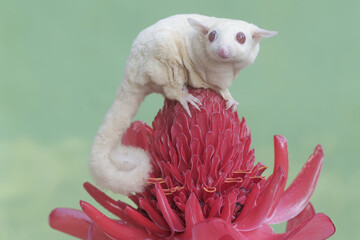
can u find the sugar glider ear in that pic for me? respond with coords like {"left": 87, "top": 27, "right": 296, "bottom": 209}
{"left": 188, "top": 18, "right": 209, "bottom": 35}
{"left": 252, "top": 27, "right": 278, "bottom": 41}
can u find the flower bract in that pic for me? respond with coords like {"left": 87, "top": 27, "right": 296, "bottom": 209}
{"left": 49, "top": 88, "right": 335, "bottom": 239}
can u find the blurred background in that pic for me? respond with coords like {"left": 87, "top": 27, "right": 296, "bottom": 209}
{"left": 1, "top": 0, "right": 359, "bottom": 239}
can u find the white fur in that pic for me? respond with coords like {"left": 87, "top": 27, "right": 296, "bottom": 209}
{"left": 90, "top": 14, "right": 277, "bottom": 195}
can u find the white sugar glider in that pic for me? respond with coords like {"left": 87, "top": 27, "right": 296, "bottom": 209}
{"left": 90, "top": 14, "right": 277, "bottom": 195}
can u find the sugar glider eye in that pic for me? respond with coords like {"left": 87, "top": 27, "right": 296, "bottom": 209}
{"left": 236, "top": 32, "right": 246, "bottom": 44}
{"left": 208, "top": 31, "right": 217, "bottom": 42}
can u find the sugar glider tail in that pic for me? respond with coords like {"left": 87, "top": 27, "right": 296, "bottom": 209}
{"left": 89, "top": 83, "right": 152, "bottom": 195}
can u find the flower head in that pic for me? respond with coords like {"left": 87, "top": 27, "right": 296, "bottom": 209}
{"left": 50, "top": 88, "right": 335, "bottom": 239}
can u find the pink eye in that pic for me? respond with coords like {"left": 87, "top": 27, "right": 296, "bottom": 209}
{"left": 236, "top": 32, "right": 246, "bottom": 44}
{"left": 208, "top": 31, "right": 217, "bottom": 42}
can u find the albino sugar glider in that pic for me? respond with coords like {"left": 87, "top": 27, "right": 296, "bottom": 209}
{"left": 90, "top": 14, "right": 277, "bottom": 195}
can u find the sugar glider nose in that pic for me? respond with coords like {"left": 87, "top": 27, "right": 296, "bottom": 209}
{"left": 218, "top": 45, "right": 231, "bottom": 58}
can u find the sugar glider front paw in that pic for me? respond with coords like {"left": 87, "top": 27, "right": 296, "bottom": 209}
{"left": 217, "top": 88, "right": 238, "bottom": 112}
{"left": 226, "top": 99, "right": 239, "bottom": 112}
{"left": 179, "top": 93, "right": 202, "bottom": 117}
{"left": 163, "top": 85, "right": 202, "bottom": 117}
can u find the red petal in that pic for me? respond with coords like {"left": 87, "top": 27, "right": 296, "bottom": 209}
{"left": 80, "top": 201, "right": 151, "bottom": 240}
{"left": 191, "top": 218, "right": 247, "bottom": 240}
{"left": 241, "top": 224, "right": 277, "bottom": 240}
{"left": 176, "top": 112, "right": 191, "bottom": 140}
{"left": 139, "top": 198, "right": 170, "bottom": 231}
{"left": 87, "top": 223, "right": 112, "bottom": 240}
{"left": 266, "top": 135, "right": 289, "bottom": 219}
{"left": 83, "top": 182, "right": 140, "bottom": 227}
{"left": 121, "top": 121, "right": 152, "bottom": 150}
{"left": 124, "top": 206, "right": 169, "bottom": 236}
{"left": 243, "top": 213, "right": 335, "bottom": 240}
{"left": 210, "top": 112, "right": 221, "bottom": 135}
{"left": 286, "top": 202, "right": 315, "bottom": 232}
{"left": 235, "top": 184, "right": 260, "bottom": 220}
{"left": 49, "top": 208, "right": 91, "bottom": 239}
{"left": 185, "top": 193, "right": 204, "bottom": 228}
{"left": 154, "top": 183, "right": 185, "bottom": 232}
{"left": 207, "top": 197, "right": 223, "bottom": 218}
{"left": 239, "top": 117, "right": 250, "bottom": 139}
{"left": 273, "top": 135, "right": 289, "bottom": 181}
{"left": 285, "top": 213, "right": 335, "bottom": 240}
{"left": 220, "top": 192, "right": 237, "bottom": 222}
{"left": 180, "top": 192, "right": 205, "bottom": 239}
{"left": 267, "top": 145, "right": 324, "bottom": 224}
{"left": 49, "top": 208, "right": 111, "bottom": 240}
{"left": 234, "top": 167, "right": 286, "bottom": 231}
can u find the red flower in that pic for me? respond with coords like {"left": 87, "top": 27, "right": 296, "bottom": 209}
{"left": 49, "top": 88, "right": 335, "bottom": 239}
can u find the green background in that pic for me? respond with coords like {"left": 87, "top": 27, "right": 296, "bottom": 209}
{"left": 1, "top": 0, "right": 359, "bottom": 239}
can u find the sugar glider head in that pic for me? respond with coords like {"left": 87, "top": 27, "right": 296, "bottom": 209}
{"left": 188, "top": 17, "right": 277, "bottom": 65}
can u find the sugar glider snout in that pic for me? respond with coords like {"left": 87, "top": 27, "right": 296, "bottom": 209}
{"left": 218, "top": 45, "right": 232, "bottom": 59}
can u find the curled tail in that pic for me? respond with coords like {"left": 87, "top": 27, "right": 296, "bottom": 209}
{"left": 90, "top": 85, "right": 152, "bottom": 195}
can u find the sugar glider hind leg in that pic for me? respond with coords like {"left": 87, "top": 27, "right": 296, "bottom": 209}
{"left": 145, "top": 57, "right": 202, "bottom": 117}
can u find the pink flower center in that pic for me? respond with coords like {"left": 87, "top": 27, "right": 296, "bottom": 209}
{"left": 138, "top": 88, "right": 267, "bottom": 222}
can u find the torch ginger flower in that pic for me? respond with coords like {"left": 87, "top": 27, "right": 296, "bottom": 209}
{"left": 49, "top": 88, "right": 335, "bottom": 239}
